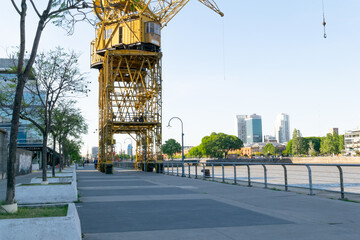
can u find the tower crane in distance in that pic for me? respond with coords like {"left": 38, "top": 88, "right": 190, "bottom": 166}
{"left": 90, "top": 0, "right": 223, "bottom": 174}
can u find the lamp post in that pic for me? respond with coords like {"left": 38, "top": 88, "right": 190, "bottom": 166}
{"left": 167, "top": 117, "right": 185, "bottom": 177}
{"left": 124, "top": 138, "right": 133, "bottom": 161}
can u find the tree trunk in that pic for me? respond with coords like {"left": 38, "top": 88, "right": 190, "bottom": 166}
{"left": 52, "top": 135, "right": 56, "bottom": 177}
{"left": 5, "top": 75, "right": 26, "bottom": 204}
{"left": 58, "top": 139, "right": 62, "bottom": 172}
{"left": 42, "top": 132, "right": 48, "bottom": 182}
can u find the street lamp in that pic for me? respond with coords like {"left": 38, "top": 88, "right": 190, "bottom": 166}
{"left": 167, "top": 117, "right": 185, "bottom": 177}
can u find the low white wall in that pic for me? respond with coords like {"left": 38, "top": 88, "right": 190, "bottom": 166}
{"left": 0, "top": 203, "right": 81, "bottom": 240}
{"left": 16, "top": 180, "right": 78, "bottom": 204}
{"left": 31, "top": 176, "right": 73, "bottom": 184}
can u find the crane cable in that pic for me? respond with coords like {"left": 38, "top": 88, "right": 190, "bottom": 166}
{"left": 322, "top": 0, "right": 327, "bottom": 38}
{"left": 222, "top": 17, "right": 226, "bottom": 81}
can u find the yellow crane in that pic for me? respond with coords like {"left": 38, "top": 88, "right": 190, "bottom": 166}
{"left": 91, "top": 0, "right": 223, "bottom": 173}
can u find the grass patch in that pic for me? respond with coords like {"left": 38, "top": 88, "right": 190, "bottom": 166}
{"left": 340, "top": 198, "right": 360, "bottom": 203}
{"left": 20, "top": 182, "right": 71, "bottom": 186}
{"left": 0, "top": 205, "right": 68, "bottom": 219}
{"left": 270, "top": 187, "right": 282, "bottom": 191}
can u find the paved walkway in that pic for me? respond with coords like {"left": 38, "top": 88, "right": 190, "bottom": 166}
{"left": 0, "top": 170, "right": 41, "bottom": 201}
{"left": 76, "top": 165, "right": 360, "bottom": 240}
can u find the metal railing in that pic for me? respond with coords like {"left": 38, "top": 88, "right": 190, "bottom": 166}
{"left": 115, "top": 161, "right": 360, "bottom": 199}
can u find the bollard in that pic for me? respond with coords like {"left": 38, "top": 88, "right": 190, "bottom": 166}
{"left": 195, "top": 164, "right": 198, "bottom": 179}
{"left": 336, "top": 166, "right": 345, "bottom": 199}
{"left": 247, "top": 165, "right": 251, "bottom": 187}
{"left": 212, "top": 164, "right": 215, "bottom": 181}
{"left": 306, "top": 165, "right": 314, "bottom": 195}
{"left": 233, "top": 164, "right": 237, "bottom": 184}
{"left": 222, "top": 164, "right": 225, "bottom": 182}
{"left": 262, "top": 164, "right": 267, "bottom": 188}
{"left": 282, "top": 164, "right": 288, "bottom": 191}
{"left": 188, "top": 164, "right": 191, "bottom": 178}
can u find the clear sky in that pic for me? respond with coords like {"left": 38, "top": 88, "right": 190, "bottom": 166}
{"left": 1, "top": 1, "right": 360, "bottom": 155}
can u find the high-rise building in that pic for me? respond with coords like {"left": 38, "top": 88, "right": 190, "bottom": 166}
{"left": 236, "top": 115, "right": 247, "bottom": 143}
{"left": 329, "top": 128, "right": 339, "bottom": 135}
{"left": 274, "top": 113, "right": 290, "bottom": 143}
{"left": 246, "top": 114, "right": 263, "bottom": 144}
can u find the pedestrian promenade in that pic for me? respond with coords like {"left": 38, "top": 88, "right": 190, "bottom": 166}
{"left": 76, "top": 165, "right": 360, "bottom": 240}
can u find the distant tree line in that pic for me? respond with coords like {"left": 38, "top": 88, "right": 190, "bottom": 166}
{"left": 285, "top": 129, "right": 344, "bottom": 156}
{"left": 162, "top": 132, "right": 243, "bottom": 159}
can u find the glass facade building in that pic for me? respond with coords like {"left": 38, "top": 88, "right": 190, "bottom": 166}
{"left": 246, "top": 114, "right": 263, "bottom": 144}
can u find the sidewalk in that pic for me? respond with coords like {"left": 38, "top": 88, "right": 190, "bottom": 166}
{"left": 0, "top": 170, "right": 42, "bottom": 201}
{"left": 76, "top": 165, "right": 360, "bottom": 240}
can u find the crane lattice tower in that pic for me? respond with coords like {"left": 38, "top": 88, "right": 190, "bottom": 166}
{"left": 91, "top": 0, "right": 223, "bottom": 173}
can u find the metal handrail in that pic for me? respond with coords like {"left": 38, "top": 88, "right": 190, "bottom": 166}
{"left": 115, "top": 161, "right": 360, "bottom": 200}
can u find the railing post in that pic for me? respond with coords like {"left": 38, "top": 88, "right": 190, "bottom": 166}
{"left": 188, "top": 163, "right": 191, "bottom": 178}
{"left": 282, "top": 164, "right": 288, "bottom": 191}
{"left": 233, "top": 163, "right": 237, "bottom": 184}
{"left": 212, "top": 164, "right": 214, "bottom": 181}
{"left": 203, "top": 163, "right": 206, "bottom": 179}
{"left": 167, "top": 162, "right": 170, "bottom": 175}
{"left": 247, "top": 165, "right": 251, "bottom": 187}
{"left": 262, "top": 164, "right": 268, "bottom": 188}
{"left": 222, "top": 164, "right": 225, "bottom": 182}
{"left": 171, "top": 163, "right": 174, "bottom": 176}
{"left": 195, "top": 164, "right": 198, "bottom": 179}
{"left": 306, "top": 165, "right": 314, "bottom": 195}
{"left": 176, "top": 163, "right": 179, "bottom": 176}
{"left": 336, "top": 166, "right": 345, "bottom": 199}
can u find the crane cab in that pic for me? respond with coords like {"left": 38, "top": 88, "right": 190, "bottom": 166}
{"left": 91, "top": 16, "right": 161, "bottom": 68}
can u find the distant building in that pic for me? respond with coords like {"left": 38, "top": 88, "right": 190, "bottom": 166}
{"left": 235, "top": 115, "right": 247, "bottom": 144}
{"left": 91, "top": 146, "right": 98, "bottom": 160}
{"left": 127, "top": 144, "right": 133, "bottom": 156}
{"left": 246, "top": 114, "right": 262, "bottom": 144}
{"left": 329, "top": 128, "right": 339, "bottom": 135}
{"left": 240, "top": 142, "right": 286, "bottom": 156}
{"left": 264, "top": 135, "right": 277, "bottom": 143}
{"left": 0, "top": 58, "right": 42, "bottom": 146}
{"left": 344, "top": 130, "right": 360, "bottom": 156}
{"left": 236, "top": 114, "right": 263, "bottom": 144}
{"left": 274, "top": 113, "right": 290, "bottom": 143}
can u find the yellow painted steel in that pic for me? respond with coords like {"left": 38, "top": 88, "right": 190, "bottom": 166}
{"left": 91, "top": 0, "right": 223, "bottom": 173}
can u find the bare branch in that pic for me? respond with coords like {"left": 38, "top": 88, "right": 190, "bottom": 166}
{"left": 29, "top": 0, "right": 41, "bottom": 18}
{"left": 11, "top": 0, "right": 21, "bottom": 14}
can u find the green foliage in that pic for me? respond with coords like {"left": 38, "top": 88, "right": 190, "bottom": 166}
{"left": 63, "top": 139, "right": 82, "bottom": 161}
{"left": 200, "top": 132, "right": 243, "bottom": 158}
{"left": 263, "top": 143, "right": 276, "bottom": 156}
{"left": 162, "top": 139, "right": 181, "bottom": 160}
{"left": 320, "top": 132, "right": 343, "bottom": 155}
{"left": 188, "top": 146, "right": 204, "bottom": 158}
{"left": 308, "top": 140, "right": 317, "bottom": 156}
{"left": 292, "top": 129, "right": 306, "bottom": 155}
{"left": 286, "top": 139, "right": 292, "bottom": 155}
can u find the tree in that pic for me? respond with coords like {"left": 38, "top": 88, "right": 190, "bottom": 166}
{"left": 263, "top": 143, "right": 276, "bottom": 156}
{"left": 286, "top": 139, "right": 293, "bottom": 155}
{"left": 7, "top": 48, "right": 87, "bottom": 183}
{"left": 200, "top": 132, "right": 243, "bottom": 158}
{"left": 5, "top": 0, "right": 91, "bottom": 206}
{"left": 292, "top": 129, "right": 306, "bottom": 156}
{"left": 162, "top": 139, "right": 181, "bottom": 160}
{"left": 308, "top": 140, "right": 317, "bottom": 156}
{"left": 188, "top": 146, "right": 204, "bottom": 158}
{"left": 51, "top": 100, "right": 88, "bottom": 174}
